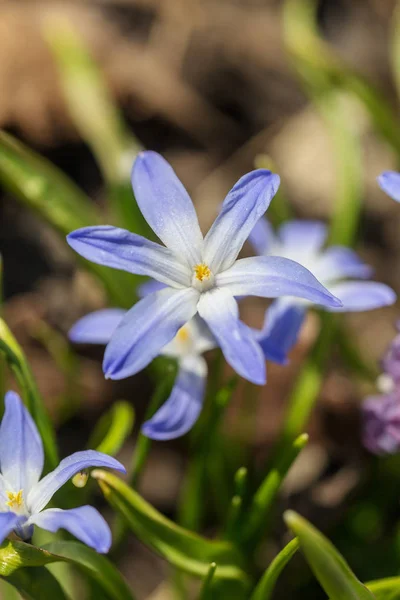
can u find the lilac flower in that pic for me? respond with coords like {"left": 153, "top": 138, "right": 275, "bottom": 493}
{"left": 378, "top": 171, "right": 400, "bottom": 202}
{"left": 381, "top": 322, "right": 400, "bottom": 386}
{"left": 67, "top": 151, "right": 342, "bottom": 385}
{"left": 362, "top": 393, "right": 400, "bottom": 455}
{"left": 0, "top": 391, "right": 125, "bottom": 552}
{"left": 250, "top": 219, "right": 396, "bottom": 364}
{"left": 70, "top": 310, "right": 216, "bottom": 440}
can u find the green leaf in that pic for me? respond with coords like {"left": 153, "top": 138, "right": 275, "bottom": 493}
{"left": 284, "top": 511, "right": 375, "bottom": 600}
{"left": 198, "top": 562, "right": 217, "bottom": 599}
{"left": 0, "top": 318, "right": 58, "bottom": 470}
{"left": 88, "top": 401, "right": 134, "bottom": 457}
{"left": 239, "top": 434, "right": 308, "bottom": 546}
{"left": 5, "top": 567, "right": 69, "bottom": 600}
{"left": 92, "top": 469, "right": 250, "bottom": 591}
{"left": 0, "top": 130, "right": 134, "bottom": 307}
{"left": 0, "top": 539, "right": 135, "bottom": 600}
{"left": 250, "top": 538, "right": 299, "bottom": 600}
{"left": 367, "top": 578, "right": 400, "bottom": 600}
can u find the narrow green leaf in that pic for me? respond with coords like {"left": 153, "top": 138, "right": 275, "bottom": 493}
{"left": 198, "top": 562, "right": 217, "bottom": 599}
{"left": 367, "top": 577, "right": 400, "bottom": 600}
{"left": 0, "top": 319, "right": 58, "bottom": 470}
{"left": 250, "top": 538, "right": 299, "bottom": 600}
{"left": 239, "top": 434, "right": 308, "bottom": 546}
{"left": 5, "top": 566, "right": 69, "bottom": 600}
{"left": 92, "top": 469, "right": 250, "bottom": 590}
{"left": 284, "top": 511, "right": 375, "bottom": 600}
{"left": 224, "top": 467, "right": 248, "bottom": 541}
{"left": 0, "top": 130, "right": 134, "bottom": 307}
{"left": 88, "top": 401, "right": 134, "bottom": 457}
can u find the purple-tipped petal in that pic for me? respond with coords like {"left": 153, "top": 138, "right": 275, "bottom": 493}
{"left": 203, "top": 170, "right": 280, "bottom": 272}
{"left": 198, "top": 288, "right": 266, "bottom": 385}
{"left": 131, "top": 151, "right": 203, "bottom": 266}
{"left": 378, "top": 171, "right": 400, "bottom": 202}
{"left": 248, "top": 217, "right": 276, "bottom": 255}
{"left": 142, "top": 357, "right": 206, "bottom": 440}
{"left": 255, "top": 300, "right": 306, "bottom": 364}
{"left": 0, "top": 512, "right": 21, "bottom": 544}
{"left": 327, "top": 281, "right": 396, "bottom": 312}
{"left": 138, "top": 280, "right": 167, "bottom": 298}
{"left": 0, "top": 391, "right": 44, "bottom": 494}
{"left": 216, "top": 256, "right": 342, "bottom": 308}
{"left": 28, "top": 506, "right": 111, "bottom": 553}
{"left": 103, "top": 287, "right": 199, "bottom": 380}
{"left": 67, "top": 226, "right": 190, "bottom": 288}
{"left": 278, "top": 220, "right": 328, "bottom": 255}
{"left": 315, "top": 247, "right": 372, "bottom": 282}
{"left": 69, "top": 309, "right": 126, "bottom": 345}
{"left": 27, "top": 451, "right": 125, "bottom": 514}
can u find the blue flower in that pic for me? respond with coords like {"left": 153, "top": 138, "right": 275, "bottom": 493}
{"left": 70, "top": 309, "right": 216, "bottom": 440}
{"left": 250, "top": 219, "right": 396, "bottom": 364}
{"left": 67, "top": 151, "right": 341, "bottom": 385}
{"left": 0, "top": 391, "right": 125, "bottom": 552}
{"left": 378, "top": 171, "right": 400, "bottom": 202}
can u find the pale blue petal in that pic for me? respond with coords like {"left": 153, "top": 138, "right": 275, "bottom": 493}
{"left": 378, "top": 171, "right": 400, "bottom": 202}
{"left": 278, "top": 220, "right": 328, "bottom": 254}
{"left": 248, "top": 217, "right": 276, "bottom": 255}
{"left": 142, "top": 356, "right": 206, "bottom": 440}
{"left": 138, "top": 280, "right": 167, "bottom": 298}
{"left": 198, "top": 288, "right": 266, "bottom": 385}
{"left": 327, "top": 281, "right": 396, "bottom": 312}
{"left": 67, "top": 226, "right": 190, "bottom": 287}
{"left": 316, "top": 247, "right": 372, "bottom": 282}
{"left": 69, "top": 309, "right": 126, "bottom": 345}
{"left": 216, "top": 256, "right": 342, "bottom": 308}
{"left": 0, "top": 391, "right": 44, "bottom": 494}
{"left": 131, "top": 151, "right": 203, "bottom": 266}
{"left": 27, "top": 451, "right": 125, "bottom": 514}
{"left": 203, "top": 170, "right": 280, "bottom": 272}
{"left": 0, "top": 513, "right": 21, "bottom": 544}
{"left": 103, "top": 287, "right": 199, "bottom": 380}
{"left": 28, "top": 506, "right": 111, "bottom": 553}
{"left": 254, "top": 300, "right": 306, "bottom": 364}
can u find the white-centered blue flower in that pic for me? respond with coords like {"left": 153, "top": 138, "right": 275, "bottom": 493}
{"left": 0, "top": 391, "right": 125, "bottom": 552}
{"left": 67, "top": 151, "right": 342, "bottom": 385}
{"left": 250, "top": 219, "right": 396, "bottom": 364}
{"left": 70, "top": 308, "right": 216, "bottom": 440}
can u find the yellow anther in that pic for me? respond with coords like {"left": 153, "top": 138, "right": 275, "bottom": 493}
{"left": 6, "top": 490, "right": 23, "bottom": 509}
{"left": 194, "top": 263, "right": 211, "bottom": 282}
{"left": 177, "top": 326, "right": 189, "bottom": 343}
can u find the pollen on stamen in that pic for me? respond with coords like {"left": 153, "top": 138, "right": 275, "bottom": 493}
{"left": 6, "top": 490, "right": 23, "bottom": 509}
{"left": 177, "top": 326, "right": 189, "bottom": 343}
{"left": 194, "top": 263, "right": 211, "bottom": 282}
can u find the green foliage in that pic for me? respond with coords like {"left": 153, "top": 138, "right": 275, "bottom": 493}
{"left": 87, "top": 401, "right": 135, "bottom": 457}
{"left": 250, "top": 538, "right": 299, "bottom": 600}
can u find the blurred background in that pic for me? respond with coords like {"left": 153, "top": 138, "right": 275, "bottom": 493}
{"left": 1, "top": 0, "right": 400, "bottom": 598}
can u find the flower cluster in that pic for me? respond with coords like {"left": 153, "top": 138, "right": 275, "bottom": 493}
{"left": 0, "top": 391, "right": 125, "bottom": 552}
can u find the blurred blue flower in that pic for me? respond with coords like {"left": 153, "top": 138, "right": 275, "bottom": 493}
{"left": 70, "top": 310, "right": 216, "bottom": 439}
{"left": 362, "top": 393, "right": 400, "bottom": 455}
{"left": 0, "top": 391, "right": 125, "bottom": 552}
{"left": 250, "top": 219, "right": 396, "bottom": 364}
{"left": 378, "top": 171, "right": 400, "bottom": 202}
{"left": 67, "top": 151, "right": 342, "bottom": 385}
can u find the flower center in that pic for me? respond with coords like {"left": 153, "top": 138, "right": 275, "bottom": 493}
{"left": 6, "top": 490, "right": 24, "bottom": 510}
{"left": 177, "top": 326, "right": 189, "bottom": 343}
{"left": 192, "top": 263, "right": 215, "bottom": 292}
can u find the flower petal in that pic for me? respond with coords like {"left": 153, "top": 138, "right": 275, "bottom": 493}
{"left": 0, "top": 512, "right": 21, "bottom": 544}
{"left": 327, "top": 281, "right": 396, "bottom": 312}
{"left": 131, "top": 151, "right": 203, "bottom": 266}
{"left": 216, "top": 256, "right": 342, "bottom": 308}
{"left": 67, "top": 226, "right": 190, "bottom": 287}
{"left": 278, "top": 220, "right": 328, "bottom": 255}
{"left": 0, "top": 391, "right": 44, "bottom": 494}
{"left": 378, "top": 171, "right": 400, "bottom": 202}
{"left": 142, "top": 356, "right": 207, "bottom": 440}
{"left": 197, "top": 288, "right": 266, "bottom": 384}
{"left": 254, "top": 300, "right": 306, "bottom": 364}
{"left": 28, "top": 506, "right": 111, "bottom": 553}
{"left": 314, "top": 247, "right": 372, "bottom": 282}
{"left": 248, "top": 217, "right": 276, "bottom": 255}
{"left": 27, "top": 451, "right": 125, "bottom": 514}
{"left": 69, "top": 309, "right": 126, "bottom": 345}
{"left": 138, "top": 280, "right": 167, "bottom": 298}
{"left": 203, "top": 170, "right": 280, "bottom": 272}
{"left": 103, "top": 287, "right": 199, "bottom": 380}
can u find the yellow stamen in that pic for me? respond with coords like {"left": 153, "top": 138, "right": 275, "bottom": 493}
{"left": 194, "top": 263, "right": 211, "bottom": 282}
{"left": 6, "top": 490, "right": 23, "bottom": 509}
{"left": 177, "top": 326, "right": 189, "bottom": 343}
